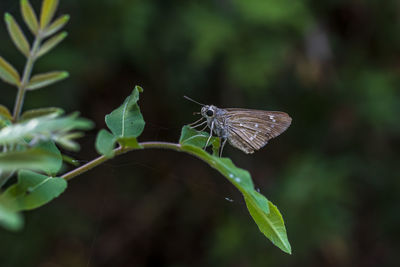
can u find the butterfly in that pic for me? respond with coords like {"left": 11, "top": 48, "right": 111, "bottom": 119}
{"left": 185, "top": 96, "right": 292, "bottom": 156}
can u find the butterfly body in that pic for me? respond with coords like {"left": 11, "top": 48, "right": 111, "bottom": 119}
{"left": 199, "top": 105, "right": 292, "bottom": 155}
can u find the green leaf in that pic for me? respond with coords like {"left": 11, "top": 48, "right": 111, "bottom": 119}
{"left": 37, "top": 31, "right": 67, "bottom": 58}
{"left": 179, "top": 125, "right": 220, "bottom": 155}
{"left": 105, "top": 85, "right": 145, "bottom": 139}
{"left": 0, "top": 198, "right": 23, "bottom": 231}
{"left": 26, "top": 71, "right": 69, "bottom": 90}
{"left": 43, "top": 14, "right": 69, "bottom": 37}
{"left": 0, "top": 104, "right": 12, "bottom": 121}
{"left": 0, "top": 148, "right": 61, "bottom": 172}
{"left": 3, "top": 170, "right": 67, "bottom": 211}
{"left": 20, "top": 107, "right": 64, "bottom": 121}
{"left": 246, "top": 199, "right": 291, "bottom": 254}
{"left": 178, "top": 126, "right": 291, "bottom": 253}
{"left": 20, "top": 0, "right": 39, "bottom": 35}
{"left": 40, "top": 0, "right": 59, "bottom": 30}
{"left": 36, "top": 141, "right": 62, "bottom": 175}
{"left": 4, "top": 13, "right": 30, "bottom": 57}
{"left": 0, "top": 56, "right": 21, "bottom": 86}
{"left": 0, "top": 112, "right": 93, "bottom": 149}
{"left": 95, "top": 129, "right": 116, "bottom": 158}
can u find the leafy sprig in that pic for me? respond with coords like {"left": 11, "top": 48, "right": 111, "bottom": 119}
{"left": 0, "top": 0, "right": 292, "bottom": 254}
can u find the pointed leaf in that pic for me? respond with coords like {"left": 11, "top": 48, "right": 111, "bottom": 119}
{"left": 20, "top": 107, "right": 64, "bottom": 121}
{"left": 0, "top": 105, "right": 12, "bottom": 121}
{"left": 105, "top": 85, "right": 145, "bottom": 139}
{"left": 37, "top": 31, "right": 67, "bottom": 58}
{"left": 0, "top": 56, "right": 21, "bottom": 86}
{"left": 53, "top": 132, "right": 83, "bottom": 151}
{"left": 26, "top": 71, "right": 69, "bottom": 90}
{"left": 4, "top": 13, "right": 30, "bottom": 57}
{"left": 95, "top": 129, "right": 116, "bottom": 158}
{"left": 43, "top": 14, "right": 69, "bottom": 37}
{"left": 40, "top": 0, "right": 59, "bottom": 29}
{"left": 20, "top": 0, "right": 39, "bottom": 35}
{"left": 0, "top": 148, "right": 61, "bottom": 172}
{"left": 3, "top": 170, "right": 67, "bottom": 211}
{"left": 246, "top": 200, "right": 292, "bottom": 254}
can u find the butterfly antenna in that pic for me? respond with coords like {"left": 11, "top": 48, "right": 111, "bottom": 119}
{"left": 184, "top": 96, "right": 205, "bottom": 106}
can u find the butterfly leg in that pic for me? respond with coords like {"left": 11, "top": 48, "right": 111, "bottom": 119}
{"left": 190, "top": 120, "right": 207, "bottom": 129}
{"left": 188, "top": 117, "right": 204, "bottom": 126}
{"left": 219, "top": 138, "right": 227, "bottom": 157}
{"left": 204, "top": 121, "right": 214, "bottom": 149}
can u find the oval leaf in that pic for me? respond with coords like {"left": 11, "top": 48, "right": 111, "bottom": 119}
{"left": 20, "top": 0, "right": 39, "bottom": 35}
{"left": 37, "top": 31, "right": 67, "bottom": 58}
{"left": 26, "top": 71, "right": 69, "bottom": 90}
{"left": 0, "top": 104, "right": 12, "bottom": 121}
{"left": 40, "top": 0, "right": 59, "bottom": 30}
{"left": 105, "top": 85, "right": 145, "bottom": 139}
{"left": 3, "top": 170, "right": 67, "bottom": 211}
{"left": 95, "top": 129, "right": 116, "bottom": 158}
{"left": 43, "top": 14, "right": 69, "bottom": 37}
{"left": 4, "top": 13, "right": 30, "bottom": 57}
{"left": 20, "top": 107, "right": 64, "bottom": 121}
{"left": 0, "top": 56, "right": 21, "bottom": 86}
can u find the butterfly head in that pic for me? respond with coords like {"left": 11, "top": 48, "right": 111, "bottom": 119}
{"left": 201, "top": 105, "right": 218, "bottom": 118}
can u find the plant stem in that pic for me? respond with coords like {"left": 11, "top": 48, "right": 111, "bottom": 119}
{"left": 13, "top": 33, "right": 43, "bottom": 121}
{"left": 61, "top": 142, "right": 182, "bottom": 181}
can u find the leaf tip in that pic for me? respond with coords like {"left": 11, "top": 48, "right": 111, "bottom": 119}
{"left": 135, "top": 85, "right": 144, "bottom": 93}
{"left": 4, "top": 13, "right": 12, "bottom": 23}
{"left": 61, "top": 71, "right": 69, "bottom": 78}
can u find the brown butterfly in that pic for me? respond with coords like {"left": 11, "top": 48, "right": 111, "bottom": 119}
{"left": 185, "top": 96, "right": 292, "bottom": 156}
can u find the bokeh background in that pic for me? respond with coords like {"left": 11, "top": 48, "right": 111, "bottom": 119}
{"left": 1, "top": 0, "right": 400, "bottom": 266}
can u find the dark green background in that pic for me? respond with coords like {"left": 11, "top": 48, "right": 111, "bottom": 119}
{"left": 1, "top": 0, "right": 400, "bottom": 266}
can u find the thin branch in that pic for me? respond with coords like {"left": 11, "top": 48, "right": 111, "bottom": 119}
{"left": 13, "top": 32, "right": 43, "bottom": 121}
{"left": 61, "top": 142, "right": 182, "bottom": 181}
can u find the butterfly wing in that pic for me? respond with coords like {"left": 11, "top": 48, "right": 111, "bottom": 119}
{"left": 224, "top": 109, "right": 292, "bottom": 154}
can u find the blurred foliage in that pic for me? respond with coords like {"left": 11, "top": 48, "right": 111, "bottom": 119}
{"left": 1, "top": 0, "right": 400, "bottom": 266}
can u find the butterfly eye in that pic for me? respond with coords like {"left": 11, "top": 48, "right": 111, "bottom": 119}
{"left": 206, "top": 110, "right": 214, "bottom": 117}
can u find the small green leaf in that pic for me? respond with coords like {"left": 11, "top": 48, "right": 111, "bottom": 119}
{"left": 4, "top": 13, "right": 31, "bottom": 57}
{"left": 20, "top": 107, "right": 64, "bottom": 121}
{"left": 105, "top": 85, "right": 145, "bottom": 139}
{"left": 0, "top": 148, "right": 61, "bottom": 172}
{"left": 179, "top": 126, "right": 220, "bottom": 155}
{"left": 37, "top": 31, "right": 67, "bottom": 58}
{"left": 0, "top": 56, "right": 21, "bottom": 86}
{"left": 36, "top": 141, "right": 62, "bottom": 176}
{"left": 43, "top": 14, "right": 69, "bottom": 37}
{"left": 40, "top": 0, "right": 59, "bottom": 30}
{"left": 3, "top": 170, "right": 67, "bottom": 211}
{"left": 20, "top": 0, "right": 39, "bottom": 35}
{"left": 95, "top": 129, "right": 116, "bottom": 158}
{"left": 26, "top": 71, "right": 69, "bottom": 90}
{"left": 61, "top": 154, "right": 79, "bottom": 167}
{"left": 246, "top": 200, "right": 291, "bottom": 254}
{"left": 0, "top": 198, "right": 23, "bottom": 231}
{"left": 0, "top": 104, "right": 12, "bottom": 121}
